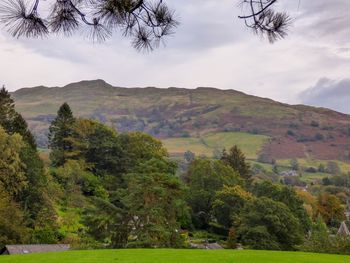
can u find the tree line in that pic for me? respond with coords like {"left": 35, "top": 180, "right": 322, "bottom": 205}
{"left": 0, "top": 86, "right": 349, "bottom": 253}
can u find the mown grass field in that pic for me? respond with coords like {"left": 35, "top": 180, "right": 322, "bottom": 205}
{"left": 0, "top": 249, "right": 349, "bottom": 263}
{"left": 163, "top": 132, "right": 270, "bottom": 159}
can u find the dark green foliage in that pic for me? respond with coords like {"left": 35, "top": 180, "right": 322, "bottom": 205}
{"left": 12, "top": 113, "right": 37, "bottom": 148}
{"left": 239, "top": 197, "right": 303, "bottom": 251}
{"left": 302, "top": 218, "right": 350, "bottom": 255}
{"left": 221, "top": 146, "right": 251, "bottom": 181}
{"left": 185, "top": 159, "right": 242, "bottom": 229}
{"left": 86, "top": 158, "right": 187, "bottom": 248}
{"left": 290, "top": 158, "right": 299, "bottom": 171}
{"left": 252, "top": 181, "right": 311, "bottom": 233}
{"left": 318, "top": 163, "right": 325, "bottom": 173}
{"left": 0, "top": 85, "right": 16, "bottom": 132}
{"left": 311, "top": 121, "right": 320, "bottom": 127}
{"left": 287, "top": 130, "right": 296, "bottom": 137}
{"left": 0, "top": 86, "right": 36, "bottom": 148}
{"left": 213, "top": 185, "right": 252, "bottom": 229}
{"left": 48, "top": 103, "right": 75, "bottom": 167}
{"left": 184, "top": 150, "right": 195, "bottom": 163}
{"left": 0, "top": 186, "right": 29, "bottom": 247}
{"left": 18, "top": 145, "right": 56, "bottom": 229}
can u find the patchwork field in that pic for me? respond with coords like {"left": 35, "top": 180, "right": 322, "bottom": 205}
{"left": 163, "top": 132, "right": 270, "bottom": 159}
{"left": 0, "top": 249, "right": 349, "bottom": 263}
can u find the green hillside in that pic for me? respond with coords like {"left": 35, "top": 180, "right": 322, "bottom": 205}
{"left": 0, "top": 249, "right": 348, "bottom": 263}
{"left": 163, "top": 132, "right": 269, "bottom": 158}
{"left": 12, "top": 79, "right": 350, "bottom": 161}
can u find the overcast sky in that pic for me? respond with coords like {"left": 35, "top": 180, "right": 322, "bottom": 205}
{"left": 1, "top": 0, "right": 350, "bottom": 113}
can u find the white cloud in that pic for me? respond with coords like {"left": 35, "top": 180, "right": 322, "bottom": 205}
{"left": 1, "top": 0, "right": 350, "bottom": 111}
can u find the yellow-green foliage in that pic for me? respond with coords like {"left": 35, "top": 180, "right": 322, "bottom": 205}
{"left": 0, "top": 127, "right": 27, "bottom": 196}
{"left": 163, "top": 132, "right": 269, "bottom": 159}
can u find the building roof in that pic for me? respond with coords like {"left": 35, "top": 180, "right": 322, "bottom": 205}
{"left": 0, "top": 244, "right": 70, "bottom": 255}
{"left": 337, "top": 221, "right": 350, "bottom": 237}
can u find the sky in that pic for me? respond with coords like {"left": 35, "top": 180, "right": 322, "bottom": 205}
{"left": 1, "top": 0, "right": 350, "bottom": 113}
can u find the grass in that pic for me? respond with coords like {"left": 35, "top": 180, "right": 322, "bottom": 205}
{"left": 0, "top": 249, "right": 349, "bottom": 263}
{"left": 278, "top": 158, "right": 350, "bottom": 172}
{"left": 163, "top": 132, "right": 269, "bottom": 159}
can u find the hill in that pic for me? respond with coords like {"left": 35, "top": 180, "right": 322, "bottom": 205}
{"left": 0, "top": 249, "right": 348, "bottom": 263}
{"left": 12, "top": 79, "right": 350, "bottom": 161}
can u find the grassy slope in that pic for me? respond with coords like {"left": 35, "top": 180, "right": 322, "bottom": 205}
{"left": 0, "top": 249, "right": 348, "bottom": 263}
{"left": 163, "top": 132, "right": 269, "bottom": 159}
{"left": 12, "top": 80, "right": 350, "bottom": 161}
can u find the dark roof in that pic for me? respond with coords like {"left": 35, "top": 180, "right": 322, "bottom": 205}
{"left": 1, "top": 244, "right": 70, "bottom": 255}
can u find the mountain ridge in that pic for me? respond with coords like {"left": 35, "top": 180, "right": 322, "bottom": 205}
{"left": 11, "top": 79, "right": 350, "bottom": 161}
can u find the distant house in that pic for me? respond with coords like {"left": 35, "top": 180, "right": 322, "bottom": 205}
{"left": 337, "top": 222, "right": 350, "bottom": 237}
{"left": 279, "top": 170, "right": 298, "bottom": 177}
{"left": 0, "top": 244, "right": 70, "bottom": 255}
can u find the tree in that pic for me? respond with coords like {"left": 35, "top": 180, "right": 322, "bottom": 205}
{"left": 227, "top": 228, "right": 237, "bottom": 249}
{"left": 0, "top": 86, "right": 37, "bottom": 148}
{"left": 121, "top": 158, "right": 186, "bottom": 248}
{"left": 0, "top": 0, "right": 178, "bottom": 51}
{"left": 86, "top": 158, "right": 187, "bottom": 248}
{"left": 290, "top": 158, "right": 299, "bottom": 171}
{"left": 0, "top": 85, "right": 16, "bottom": 132}
{"left": 301, "top": 217, "right": 331, "bottom": 254}
{"left": 238, "top": 197, "right": 303, "bottom": 251}
{"left": 12, "top": 113, "right": 37, "bottom": 148}
{"left": 184, "top": 150, "right": 195, "bottom": 163}
{"left": 317, "top": 193, "right": 345, "bottom": 226}
{"left": 221, "top": 146, "right": 251, "bottom": 181}
{"left": 0, "top": 126, "right": 27, "bottom": 199}
{"left": 185, "top": 159, "right": 242, "bottom": 229}
{"left": 252, "top": 181, "right": 311, "bottom": 233}
{"left": 18, "top": 143, "right": 57, "bottom": 228}
{"left": 213, "top": 185, "right": 252, "bottom": 229}
{"left": 0, "top": 185, "right": 29, "bottom": 246}
{"left": 67, "top": 119, "right": 122, "bottom": 176}
{"left": 48, "top": 103, "right": 75, "bottom": 167}
{"left": 0, "top": 0, "right": 291, "bottom": 50}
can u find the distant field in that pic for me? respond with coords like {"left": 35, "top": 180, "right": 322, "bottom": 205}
{"left": 278, "top": 158, "right": 350, "bottom": 173}
{"left": 163, "top": 132, "right": 270, "bottom": 159}
{"left": 0, "top": 249, "right": 348, "bottom": 263}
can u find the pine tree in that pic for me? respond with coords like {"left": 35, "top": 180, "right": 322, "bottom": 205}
{"left": 48, "top": 103, "right": 75, "bottom": 167}
{"left": 12, "top": 113, "right": 37, "bottom": 149}
{"left": 0, "top": 85, "right": 16, "bottom": 132}
{"left": 0, "top": 86, "right": 36, "bottom": 148}
{"left": 221, "top": 145, "right": 251, "bottom": 181}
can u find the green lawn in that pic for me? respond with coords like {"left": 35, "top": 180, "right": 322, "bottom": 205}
{"left": 163, "top": 132, "right": 270, "bottom": 159}
{"left": 0, "top": 249, "right": 349, "bottom": 263}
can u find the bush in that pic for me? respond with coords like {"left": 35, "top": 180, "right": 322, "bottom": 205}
{"left": 305, "top": 167, "right": 318, "bottom": 173}
{"left": 287, "top": 130, "right": 296, "bottom": 137}
{"left": 311, "top": 121, "right": 320, "bottom": 127}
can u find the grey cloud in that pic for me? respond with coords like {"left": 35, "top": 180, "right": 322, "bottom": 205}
{"left": 300, "top": 78, "right": 350, "bottom": 114}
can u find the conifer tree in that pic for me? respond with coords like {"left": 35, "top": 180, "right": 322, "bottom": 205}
{"left": 221, "top": 145, "right": 251, "bottom": 181}
{"left": 48, "top": 103, "right": 75, "bottom": 167}
{"left": 0, "top": 86, "right": 36, "bottom": 148}
{"left": 0, "top": 85, "right": 16, "bottom": 132}
{"left": 12, "top": 113, "right": 37, "bottom": 149}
